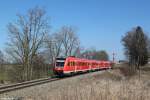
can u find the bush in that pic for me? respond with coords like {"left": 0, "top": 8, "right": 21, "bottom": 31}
{"left": 7, "top": 65, "right": 24, "bottom": 82}
{"left": 119, "top": 64, "right": 136, "bottom": 77}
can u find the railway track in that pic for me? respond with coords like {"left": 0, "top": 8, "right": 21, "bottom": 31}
{"left": 0, "top": 77, "right": 59, "bottom": 94}
{"left": 0, "top": 69, "right": 110, "bottom": 94}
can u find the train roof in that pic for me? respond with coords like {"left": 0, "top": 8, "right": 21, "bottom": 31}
{"left": 56, "top": 57, "right": 66, "bottom": 60}
{"left": 66, "top": 56, "right": 110, "bottom": 63}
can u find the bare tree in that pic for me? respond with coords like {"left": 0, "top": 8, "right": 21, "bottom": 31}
{"left": 73, "top": 46, "right": 84, "bottom": 58}
{"left": 6, "top": 7, "right": 50, "bottom": 81}
{"left": 45, "top": 33, "right": 63, "bottom": 64}
{"left": 81, "top": 48, "right": 96, "bottom": 59}
{"left": 94, "top": 50, "right": 109, "bottom": 60}
{"left": 0, "top": 50, "right": 4, "bottom": 74}
{"left": 45, "top": 26, "right": 80, "bottom": 65}
{"left": 60, "top": 26, "right": 80, "bottom": 57}
{"left": 80, "top": 48, "right": 109, "bottom": 60}
{"left": 0, "top": 50, "right": 4, "bottom": 65}
{"left": 32, "top": 53, "right": 48, "bottom": 79}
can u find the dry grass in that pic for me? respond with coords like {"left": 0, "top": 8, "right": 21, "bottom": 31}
{"left": 0, "top": 66, "right": 150, "bottom": 100}
{"left": 46, "top": 70, "right": 150, "bottom": 100}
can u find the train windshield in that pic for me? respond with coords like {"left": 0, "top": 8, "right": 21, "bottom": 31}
{"left": 56, "top": 62, "right": 64, "bottom": 67}
{"left": 55, "top": 58, "right": 66, "bottom": 67}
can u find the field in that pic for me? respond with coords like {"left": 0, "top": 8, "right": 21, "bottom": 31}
{"left": 0, "top": 64, "right": 150, "bottom": 100}
{"left": 0, "top": 66, "right": 8, "bottom": 84}
{"left": 0, "top": 64, "right": 53, "bottom": 84}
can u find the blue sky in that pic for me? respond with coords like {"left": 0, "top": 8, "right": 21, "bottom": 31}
{"left": 0, "top": 0, "right": 150, "bottom": 60}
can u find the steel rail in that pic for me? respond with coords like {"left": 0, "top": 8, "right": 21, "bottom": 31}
{"left": 0, "top": 77, "right": 59, "bottom": 94}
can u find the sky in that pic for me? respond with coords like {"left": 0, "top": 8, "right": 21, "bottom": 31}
{"left": 0, "top": 0, "right": 150, "bottom": 61}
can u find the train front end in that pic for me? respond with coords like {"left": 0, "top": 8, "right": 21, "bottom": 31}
{"left": 53, "top": 57, "right": 66, "bottom": 76}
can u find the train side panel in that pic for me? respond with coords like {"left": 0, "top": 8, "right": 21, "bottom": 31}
{"left": 63, "top": 57, "right": 76, "bottom": 74}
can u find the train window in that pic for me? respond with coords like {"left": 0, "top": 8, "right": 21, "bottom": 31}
{"left": 71, "top": 62, "right": 73, "bottom": 66}
{"left": 72, "top": 62, "right": 75, "bottom": 66}
{"left": 92, "top": 63, "right": 95, "bottom": 66}
{"left": 69, "top": 61, "right": 75, "bottom": 66}
{"left": 80, "top": 62, "right": 82, "bottom": 66}
{"left": 67, "top": 62, "right": 71, "bottom": 66}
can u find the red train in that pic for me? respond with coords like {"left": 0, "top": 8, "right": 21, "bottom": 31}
{"left": 53, "top": 56, "right": 112, "bottom": 76}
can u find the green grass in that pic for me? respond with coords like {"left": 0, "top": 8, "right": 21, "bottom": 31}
{"left": 0, "top": 71, "right": 8, "bottom": 83}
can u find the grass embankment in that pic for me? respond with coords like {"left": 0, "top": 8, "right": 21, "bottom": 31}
{"left": 0, "top": 70, "right": 8, "bottom": 84}
{"left": 47, "top": 65, "right": 150, "bottom": 100}
{"left": 0, "top": 65, "right": 54, "bottom": 84}
{"left": 0, "top": 64, "right": 150, "bottom": 100}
